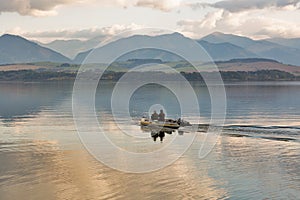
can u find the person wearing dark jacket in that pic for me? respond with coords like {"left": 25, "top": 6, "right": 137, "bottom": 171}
{"left": 158, "top": 109, "right": 165, "bottom": 121}
{"left": 151, "top": 111, "right": 158, "bottom": 120}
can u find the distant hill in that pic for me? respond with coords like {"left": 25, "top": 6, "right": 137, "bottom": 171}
{"left": 0, "top": 34, "right": 71, "bottom": 65}
{"left": 201, "top": 32, "right": 300, "bottom": 66}
{"left": 214, "top": 58, "right": 300, "bottom": 75}
{"left": 39, "top": 39, "right": 89, "bottom": 59}
{"left": 39, "top": 36, "right": 105, "bottom": 59}
{"left": 73, "top": 33, "right": 210, "bottom": 64}
{"left": 197, "top": 40, "right": 258, "bottom": 61}
{"left": 171, "top": 58, "right": 300, "bottom": 75}
{"left": 264, "top": 38, "right": 300, "bottom": 50}
{"left": 73, "top": 49, "right": 92, "bottom": 64}
{"left": 73, "top": 48, "right": 182, "bottom": 64}
{"left": 215, "top": 58, "right": 279, "bottom": 64}
{"left": 201, "top": 32, "right": 255, "bottom": 48}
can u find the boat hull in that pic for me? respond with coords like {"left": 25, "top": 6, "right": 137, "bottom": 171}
{"left": 140, "top": 119, "right": 180, "bottom": 129}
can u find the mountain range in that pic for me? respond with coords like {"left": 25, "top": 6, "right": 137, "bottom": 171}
{"left": 201, "top": 32, "right": 300, "bottom": 66}
{"left": 0, "top": 34, "right": 70, "bottom": 65}
{"left": 37, "top": 35, "right": 105, "bottom": 59}
{"left": 1, "top": 32, "right": 300, "bottom": 66}
{"left": 74, "top": 33, "right": 208, "bottom": 64}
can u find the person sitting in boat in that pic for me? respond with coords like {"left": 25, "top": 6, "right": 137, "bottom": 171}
{"left": 151, "top": 110, "right": 158, "bottom": 121}
{"left": 158, "top": 109, "right": 165, "bottom": 121}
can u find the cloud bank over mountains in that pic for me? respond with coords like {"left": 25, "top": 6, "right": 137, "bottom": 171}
{"left": 0, "top": 0, "right": 76, "bottom": 16}
{"left": 1, "top": 0, "right": 299, "bottom": 16}
{"left": 190, "top": 0, "right": 300, "bottom": 12}
{"left": 181, "top": 0, "right": 300, "bottom": 39}
{"left": 0, "top": 0, "right": 182, "bottom": 16}
{"left": 22, "top": 24, "right": 143, "bottom": 40}
{"left": 178, "top": 8, "right": 300, "bottom": 39}
{"left": 1, "top": 0, "right": 300, "bottom": 40}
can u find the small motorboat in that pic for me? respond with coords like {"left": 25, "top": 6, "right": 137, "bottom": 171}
{"left": 140, "top": 117, "right": 180, "bottom": 129}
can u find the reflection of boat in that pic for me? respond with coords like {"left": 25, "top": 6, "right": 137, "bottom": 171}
{"left": 140, "top": 124, "right": 175, "bottom": 142}
{"left": 140, "top": 125, "right": 175, "bottom": 134}
{"left": 140, "top": 117, "right": 180, "bottom": 129}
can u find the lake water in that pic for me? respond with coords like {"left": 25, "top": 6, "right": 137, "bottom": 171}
{"left": 0, "top": 81, "right": 299, "bottom": 199}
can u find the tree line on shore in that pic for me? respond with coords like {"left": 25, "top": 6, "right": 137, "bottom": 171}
{"left": 0, "top": 69, "right": 299, "bottom": 82}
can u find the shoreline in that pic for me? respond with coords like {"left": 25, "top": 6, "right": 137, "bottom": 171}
{"left": 0, "top": 69, "right": 299, "bottom": 82}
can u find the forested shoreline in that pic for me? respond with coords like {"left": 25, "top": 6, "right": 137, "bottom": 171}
{"left": 0, "top": 69, "right": 299, "bottom": 82}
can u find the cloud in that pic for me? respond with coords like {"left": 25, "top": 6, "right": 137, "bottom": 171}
{"left": 0, "top": 0, "right": 183, "bottom": 16}
{"left": 134, "top": 0, "right": 181, "bottom": 11}
{"left": 15, "top": 24, "right": 144, "bottom": 41}
{"left": 177, "top": 9, "right": 300, "bottom": 39}
{"left": 95, "top": 0, "right": 182, "bottom": 11}
{"left": 1, "top": 0, "right": 299, "bottom": 17}
{"left": 0, "top": 0, "right": 78, "bottom": 16}
{"left": 255, "top": 21, "right": 300, "bottom": 38}
{"left": 179, "top": 0, "right": 300, "bottom": 39}
{"left": 190, "top": 0, "right": 300, "bottom": 12}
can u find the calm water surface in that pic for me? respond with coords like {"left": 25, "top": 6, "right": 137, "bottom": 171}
{"left": 0, "top": 81, "right": 299, "bottom": 199}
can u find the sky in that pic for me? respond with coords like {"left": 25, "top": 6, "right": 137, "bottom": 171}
{"left": 0, "top": 0, "right": 300, "bottom": 42}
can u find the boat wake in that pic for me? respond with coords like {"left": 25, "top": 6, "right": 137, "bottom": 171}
{"left": 196, "top": 124, "right": 300, "bottom": 143}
